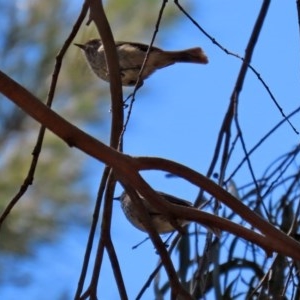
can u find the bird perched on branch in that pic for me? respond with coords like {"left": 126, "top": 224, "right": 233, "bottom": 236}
{"left": 75, "top": 39, "right": 208, "bottom": 87}
{"left": 114, "top": 190, "right": 219, "bottom": 236}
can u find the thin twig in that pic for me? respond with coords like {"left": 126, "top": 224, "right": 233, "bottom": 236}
{"left": 226, "top": 106, "right": 300, "bottom": 183}
{"left": 74, "top": 166, "right": 110, "bottom": 299}
{"left": 0, "top": 0, "right": 89, "bottom": 227}
{"left": 120, "top": 0, "right": 169, "bottom": 144}
{"left": 174, "top": 0, "right": 298, "bottom": 134}
{"left": 136, "top": 233, "right": 183, "bottom": 299}
{"left": 88, "top": 177, "right": 121, "bottom": 298}
{"left": 106, "top": 237, "right": 128, "bottom": 300}
{"left": 296, "top": 1, "right": 300, "bottom": 54}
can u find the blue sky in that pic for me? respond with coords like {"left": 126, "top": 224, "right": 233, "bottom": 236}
{"left": 2, "top": 1, "right": 300, "bottom": 299}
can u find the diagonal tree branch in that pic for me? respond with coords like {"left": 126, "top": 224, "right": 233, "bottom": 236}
{"left": 2, "top": 69, "right": 300, "bottom": 262}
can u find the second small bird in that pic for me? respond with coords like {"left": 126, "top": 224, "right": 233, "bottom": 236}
{"left": 114, "top": 190, "right": 219, "bottom": 236}
{"left": 75, "top": 39, "right": 208, "bottom": 87}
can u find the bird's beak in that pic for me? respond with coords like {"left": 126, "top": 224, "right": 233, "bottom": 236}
{"left": 113, "top": 195, "right": 121, "bottom": 201}
{"left": 74, "top": 43, "right": 85, "bottom": 50}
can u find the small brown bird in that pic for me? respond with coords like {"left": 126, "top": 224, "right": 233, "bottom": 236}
{"left": 75, "top": 39, "right": 208, "bottom": 87}
{"left": 114, "top": 190, "right": 219, "bottom": 236}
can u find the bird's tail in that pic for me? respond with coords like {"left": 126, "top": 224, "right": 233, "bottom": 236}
{"left": 166, "top": 47, "right": 209, "bottom": 64}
